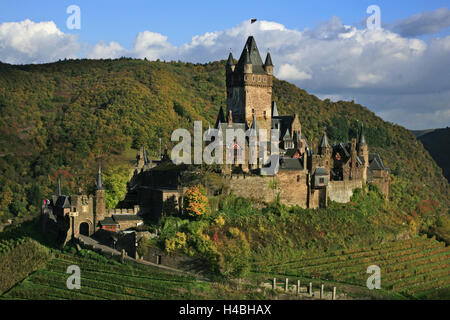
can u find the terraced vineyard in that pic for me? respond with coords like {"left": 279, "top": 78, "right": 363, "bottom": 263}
{"left": 254, "top": 236, "right": 450, "bottom": 298}
{"left": 1, "top": 252, "right": 214, "bottom": 300}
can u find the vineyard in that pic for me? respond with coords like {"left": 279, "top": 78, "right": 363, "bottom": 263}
{"left": 253, "top": 236, "right": 450, "bottom": 298}
{"left": 0, "top": 251, "right": 214, "bottom": 300}
{"left": 0, "top": 250, "right": 267, "bottom": 300}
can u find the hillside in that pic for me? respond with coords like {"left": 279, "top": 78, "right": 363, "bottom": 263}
{"left": 416, "top": 128, "right": 450, "bottom": 183}
{"left": 0, "top": 58, "right": 448, "bottom": 243}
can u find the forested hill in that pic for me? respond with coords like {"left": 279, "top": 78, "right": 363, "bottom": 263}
{"left": 0, "top": 58, "right": 448, "bottom": 240}
{"left": 416, "top": 128, "right": 450, "bottom": 183}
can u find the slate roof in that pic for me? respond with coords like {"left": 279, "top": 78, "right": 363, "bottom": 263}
{"left": 271, "top": 101, "right": 279, "bottom": 117}
{"left": 100, "top": 217, "right": 119, "bottom": 226}
{"left": 55, "top": 196, "right": 70, "bottom": 209}
{"left": 314, "top": 167, "right": 328, "bottom": 176}
{"left": 227, "top": 52, "right": 234, "bottom": 66}
{"left": 320, "top": 132, "right": 331, "bottom": 149}
{"left": 369, "top": 153, "right": 388, "bottom": 170}
{"left": 235, "top": 36, "right": 266, "bottom": 74}
{"left": 279, "top": 158, "right": 303, "bottom": 170}
{"left": 264, "top": 52, "right": 273, "bottom": 66}
{"left": 96, "top": 166, "right": 105, "bottom": 190}
{"left": 214, "top": 106, "right": 226, "bottom": 129}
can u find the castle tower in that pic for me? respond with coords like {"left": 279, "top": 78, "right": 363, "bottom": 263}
{"left": 319, "top": 131, "right": 331, "bottom": 156}
{"left": 94, "top": 165, "right": 106, "bottom": 230}
{"left": 358, "top": 124, "right": 369, "bottom": 183}
{"left": 226, "top": 36, "right": 273, "bottom": 132}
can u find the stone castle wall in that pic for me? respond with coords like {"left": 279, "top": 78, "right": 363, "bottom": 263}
{"left": 328, "top": 180, "right": 363, "bottom": 203}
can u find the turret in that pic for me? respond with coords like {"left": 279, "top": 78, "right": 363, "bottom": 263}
{"left": 319, "top": 131, "right": 331, "bottom": 155}
{"left": 226, "top": 51, "right": 235, "bottom": 72}
{"left": 94, "top": 165, "right": 106, "bottom": 230}
{"left": 358, "top": 124, "right": 369, "bottom": 183}
{"left": 264, "top": 52, "right": 274, "bottom": 75}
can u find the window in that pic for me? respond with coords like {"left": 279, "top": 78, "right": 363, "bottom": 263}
{"left": 252, "top": 76, "right": 255, "bottom": 81}
{"left": 319, "top": 178, "right": 325, "bottom": 184}
{"left": 297, "top": 175, "right": 301, "bottom": 182}
{"left": 258, "top": 76, "right": 261, "bottom": 82}
{"left": 263, "top": 77, "right": 267, "bottom": 82}
{"left": 245, "top": 75, "right": 248, "bottom": 81}
{"left": 264, "top": 110, "right": 267, "bottom": 119}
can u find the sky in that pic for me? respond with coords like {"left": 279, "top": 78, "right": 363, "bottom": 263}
{"left": 0, "top": 0, "right": 449, "bottom": 130}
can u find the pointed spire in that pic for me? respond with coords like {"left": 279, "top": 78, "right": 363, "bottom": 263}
{"left": 271, "top": 101, "right": 279, "bottom": 117}
{"left": 227, "top": 51, "right": 234, "bottom": 66}
{"left": 320, "top": 131, "right": 331, "bottom": 149}
{"left": 215, "top": 106, "right": 225, "bottom": 128}
{"left": 265, "top": 51, "right": 273, "bottom": 66}
{"left": 57, "top": 177, "right": 62, "bottom": 196}
{"left": 359, "top": 123, "right": 367, "bottom": 146}
{"left": 96, "top": 165, "right": 105, "bottom": 190}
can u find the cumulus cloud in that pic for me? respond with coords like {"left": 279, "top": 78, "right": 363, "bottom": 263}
{"left": 0, "top": 19, "right": 79, "bottom": 64}
{"left": 392, "top": 7, "right": 450, "bottom": 37}
{"left": 87, "top": 41, "right": 126, "bottom": 59}
{"left": 0, "top": 16, "right": 449, "bottom": 129}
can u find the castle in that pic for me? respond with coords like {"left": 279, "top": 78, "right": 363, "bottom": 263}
{"left": 41, "top": 167, "right": 143, "bottom": 245}
{"left": 41, "top": 36, "right": 390, "bottom": 244}
{"left": 129, "top": 36, "right": 389, "bottom": 216}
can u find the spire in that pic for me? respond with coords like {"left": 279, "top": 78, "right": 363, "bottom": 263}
{"left": 215, "top": 106, "right": 225, "bottom": 128}
{"left": 236, "top": 36, "right": 265, "bottom": 73}
{"left": 271, "top": 101, "right": 279, "bottom": 117}
{"left": 264, "top": 52, "right": 273, "bottom": 66}
{"left": 227, "top": 51, "right": 234, "bottom": 66}
{"left": 96, "top": 166, "right": 105, "bottom": 190}
{"left": 57, "top": 177, "right": 62, "bottom": 196}
{"left": 359, "top": 123, "right": 367, "bottom": 146}
{"left": 320, "top": 131, "right": 331, "bottom": 149}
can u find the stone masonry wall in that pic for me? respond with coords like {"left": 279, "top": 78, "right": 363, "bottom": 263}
{"left": 328, "top": 180, "right": 363, "bottom": 203}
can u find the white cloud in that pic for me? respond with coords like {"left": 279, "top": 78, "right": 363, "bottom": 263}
{"left": 87, "top": 41, "right": 126, "bottom": 59}
{"left": 278, "top": 64, "right": 312, "bottom": 81}
{"left": 392, "top": 7, "right": 450, "bottom": 37}
{"left": 0, "top": 19, "right": 79, "bottom": 64}
{"left": 0, "top": 16, "right": 449, "bottom": 129}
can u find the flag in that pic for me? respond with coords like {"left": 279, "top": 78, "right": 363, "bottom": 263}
{"left": 251, "top": 19, "right": 257, "bottom": 24}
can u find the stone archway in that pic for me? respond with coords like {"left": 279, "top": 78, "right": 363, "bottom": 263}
{"left": 79, "top": 222, "right": 90, "bottom": 236}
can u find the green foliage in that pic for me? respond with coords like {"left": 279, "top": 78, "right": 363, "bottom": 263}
{"left": 103, "top": 165, "right": 129, "bottom": 209}
{"left": 0, "top": 238, "right": 52, "bottom": 294}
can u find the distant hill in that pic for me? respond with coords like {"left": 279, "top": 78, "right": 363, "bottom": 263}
{"left": 411, "top": 129, "right": 439, "bottom": 138}
{"left": 0, "top": 58, "right": 448, "bottom": 242}
{"left": 416, "top": 127, "right": 450, "bottom": 183}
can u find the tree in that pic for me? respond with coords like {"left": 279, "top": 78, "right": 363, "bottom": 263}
{"left": 183, "top": 185, "right": 209, "bottom": 218}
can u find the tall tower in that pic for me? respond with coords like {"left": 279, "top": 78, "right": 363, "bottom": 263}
{"left": 358, "top": 124, "right": 369, "bottom": 183}
{"left": 226, "top": 36, "right": 273, "bottom": 132}
{"left": 94, "top": 166, "right": 106, "bottom": 229}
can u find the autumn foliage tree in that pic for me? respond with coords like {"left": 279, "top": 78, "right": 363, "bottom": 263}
{"left": 183, "top": 185, "right": 209, "bottom": 218}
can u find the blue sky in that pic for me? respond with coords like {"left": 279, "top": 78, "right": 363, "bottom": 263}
{"left": 0, "top": 0, "right": 449, "bottom": 129}
{"left": 1, "top": 0, "right": 449, "bottom": 49}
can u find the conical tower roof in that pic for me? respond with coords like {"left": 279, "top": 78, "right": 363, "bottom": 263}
{"left": 359, "top": 124, "right": 367, "bottom": 146}
{"left": 96, "top": 166, "right": 105, "bottom": 190}
{"left": 265, "top": 52, "right": 273, "bottom": 66}
{"left": 227, "top": 52, "right": 235, "bottom": 66}
{"left": 235, "top": 36, "right": 266, "bottom": 73}
{"left": 271, "top": 101, "right": 279, "bottom": 117}
{"left": 215, "top": 106, "right": 225, "bottom": 128}
{"left": 320, "top": 132, "right": 331, "bottom": 149}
